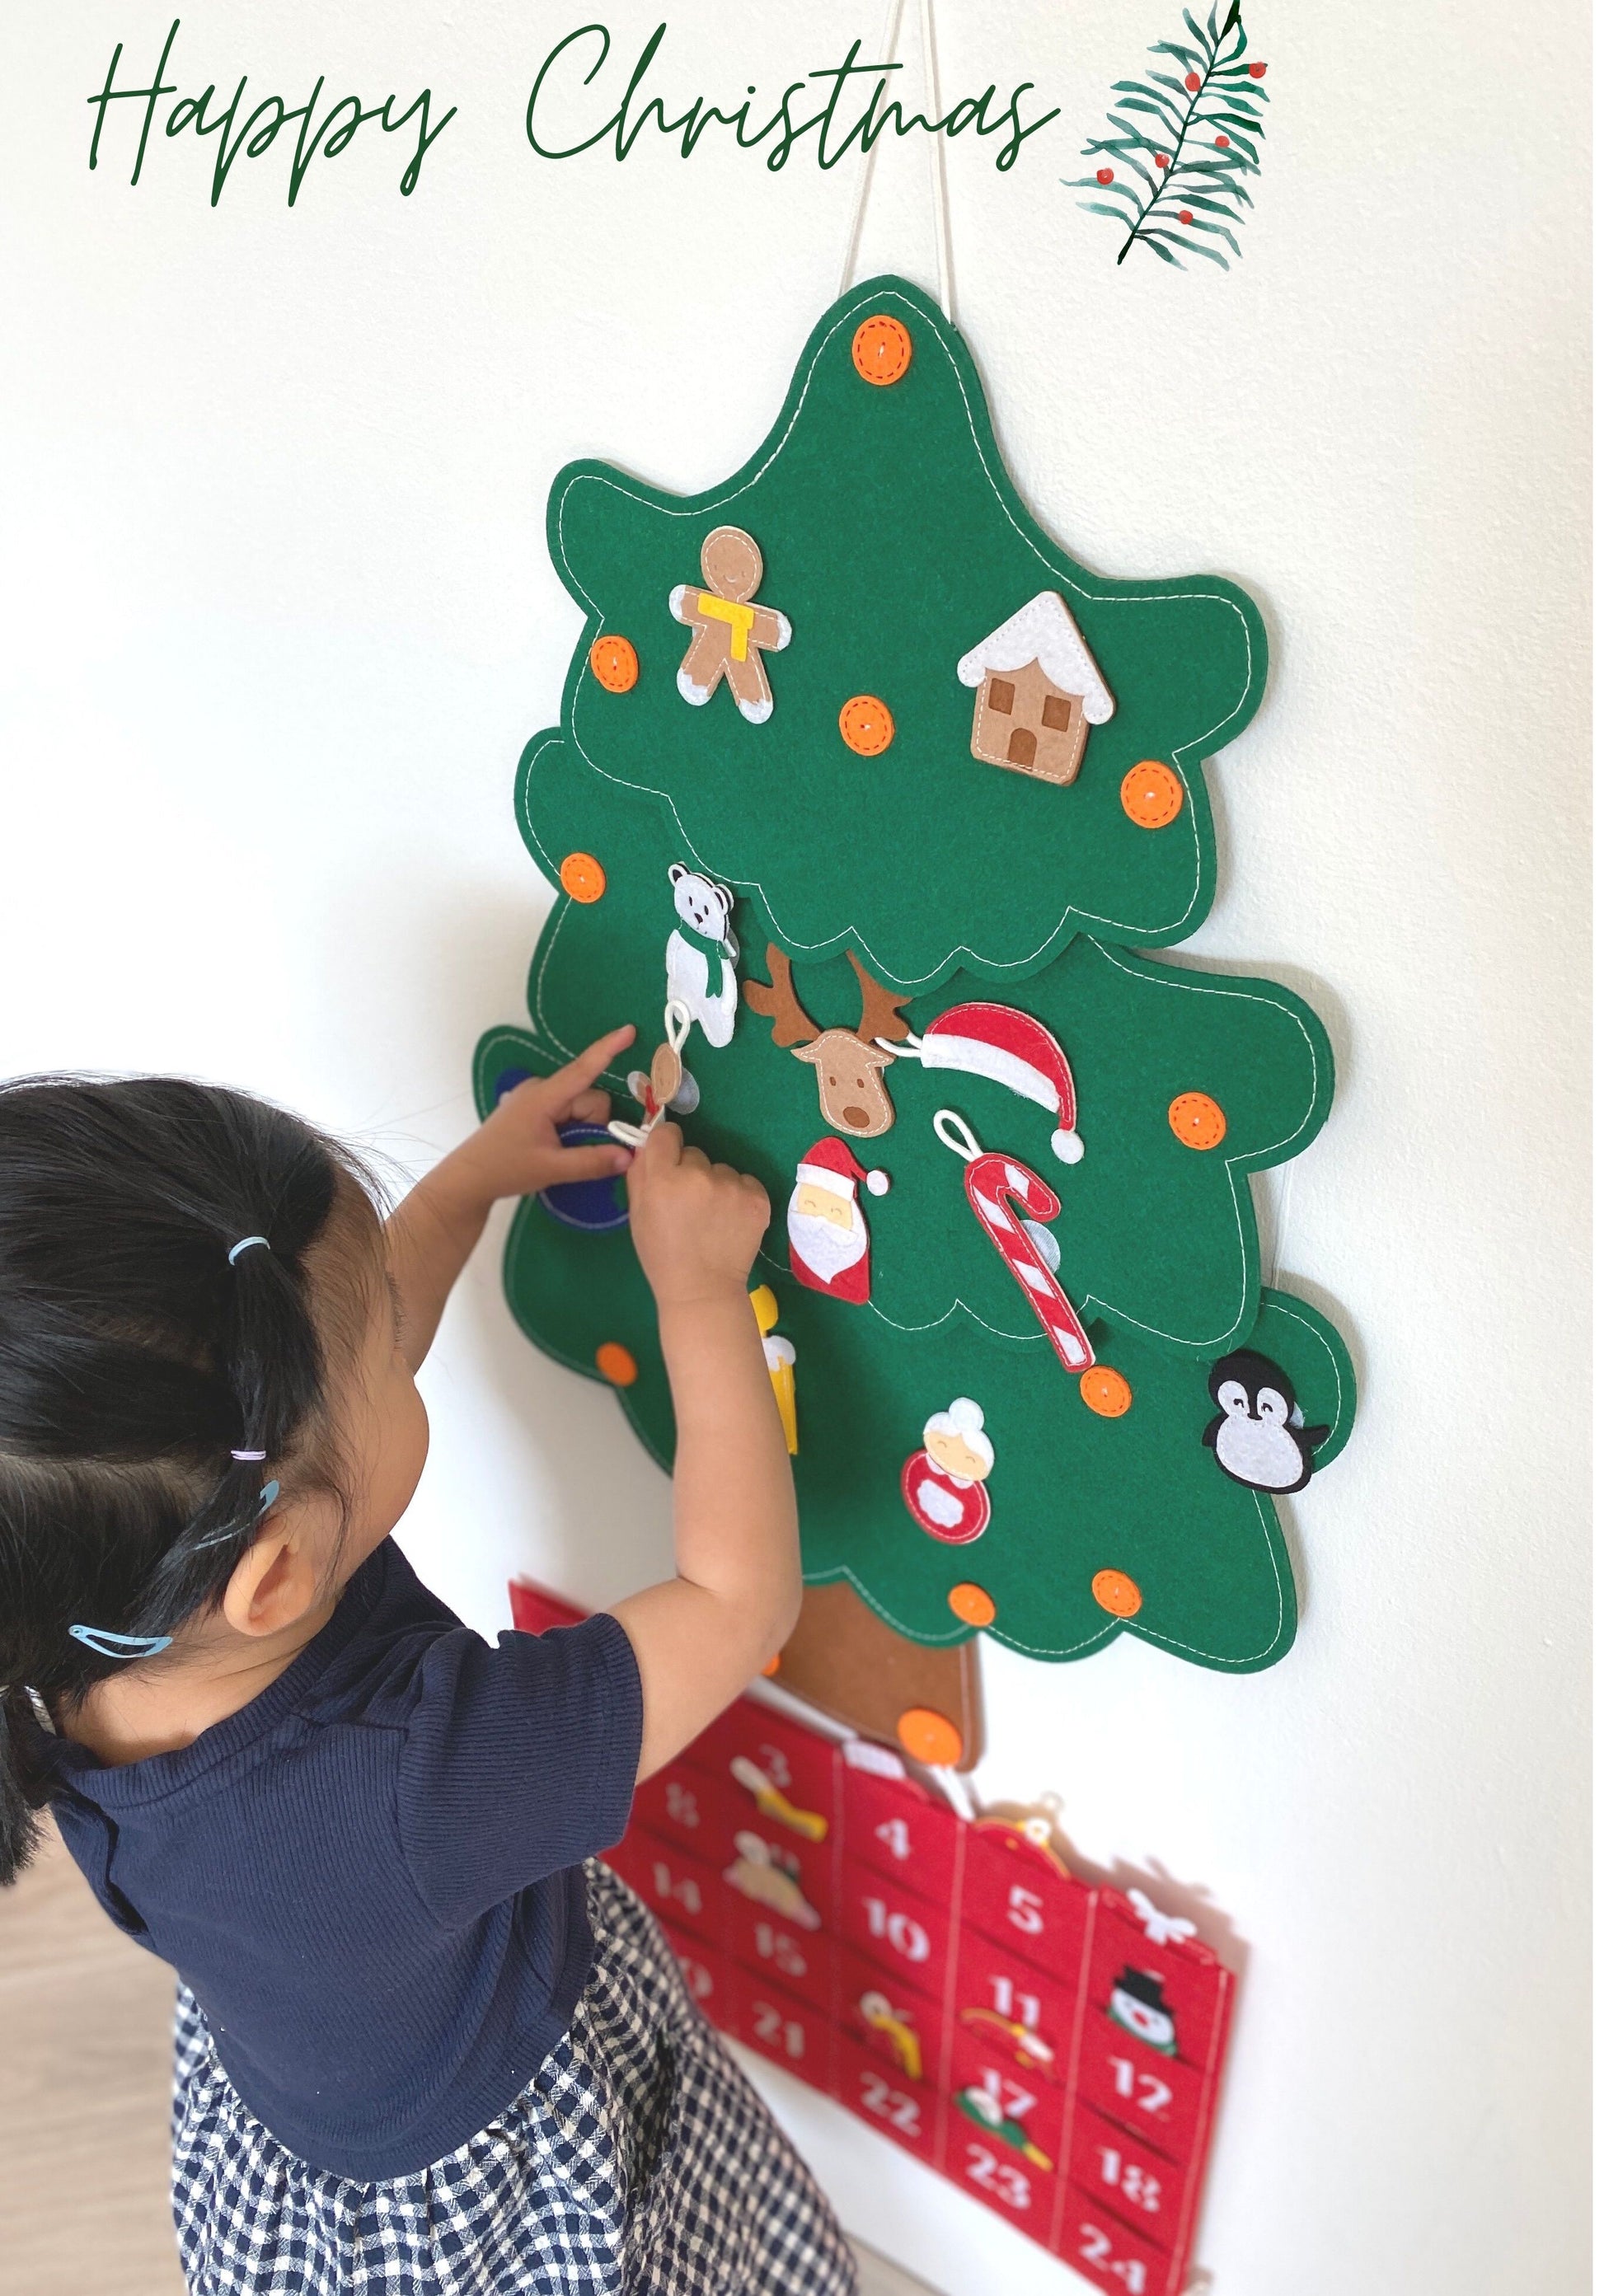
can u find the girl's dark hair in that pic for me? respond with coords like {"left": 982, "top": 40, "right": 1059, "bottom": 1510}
{"left": 0, "top": 1076, "right": 379, "bottom": 1886}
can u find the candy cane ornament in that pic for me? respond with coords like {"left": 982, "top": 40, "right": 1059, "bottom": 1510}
{"left": 933, "top": 1109, "right": 1095, "bottom": 1375}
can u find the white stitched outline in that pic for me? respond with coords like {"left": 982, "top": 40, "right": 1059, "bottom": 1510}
{"left": 1260, "top": 1291, "right": 1350, "bottom": 1451}
{"left": 507, "top": 1178, "right": 1339, "bottom": 1667}
{"left": 503, "top": 1197, "right": 675, "bottom": 1469}
{"left": 523, "top": 884, "right": 1321, "bottom": 1356}
{"left": 1072, "top": 941, "right": 1325, "bottom": 1351}
{"left": 743, "top": 938, "right": 1323, "bottom": 1352}
{"left": 519, "top": 731, "right": 644, "bottom": 1095}
{"left": 549, "top": 285, "right": 1258, "bottom": 985}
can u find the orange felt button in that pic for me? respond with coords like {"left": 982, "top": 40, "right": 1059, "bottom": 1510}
{"left": 1091, "top": 1568, "right": 1142, "bottom": 1619}
{"left": 852, "top": 315, "right": 913, "bottom": 386}
{"left": 559, "top": 851, "right": 607, "bottom": 903}
{"left": 840, "top": 695, "right": 895, "bottom": 755}
{"left": 1080, "top": 1366, "right": 1133, "bottom": 1417}
{"left": 1121, "top": 760, "right": 1185, "bottom": 829}
{"left": 948, "top": 1582, "right": 997, "bottom": 1628}
{"left": 589, "top": 635, "right": 639, "bottom": 692}
{"left": 1168, "top": 1091, "right": 1227, "bottom": 1150}
{"left": 897, "top": 1707, "right": 963, "bottom": 1765}
{"left": 594, "top": 1342, "right": 638, "bottom": 1387}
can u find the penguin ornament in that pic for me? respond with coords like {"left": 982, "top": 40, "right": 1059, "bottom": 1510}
{"left": 1203, "top": 1349, "right": 1330, "bottom": 1495}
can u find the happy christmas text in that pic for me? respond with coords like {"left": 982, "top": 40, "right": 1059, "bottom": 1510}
{"left": 86, "top": 18, "right": 1062, "bottom": 208}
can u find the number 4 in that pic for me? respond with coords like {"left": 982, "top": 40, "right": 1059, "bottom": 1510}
{"left": 875, "top": 1816, "right": 912, "bottom": 1861}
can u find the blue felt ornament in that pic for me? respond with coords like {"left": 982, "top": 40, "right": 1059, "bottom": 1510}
{"left": 537, "top": 1122, "right": 631, "bottom": 1234}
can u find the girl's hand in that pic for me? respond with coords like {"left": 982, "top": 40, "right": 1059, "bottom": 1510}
{"left": 461, "top": 1026, "right": 636, "bottom": 1203}
{"left": 626, "top": 1123, "right": 771, "bottom": 1309}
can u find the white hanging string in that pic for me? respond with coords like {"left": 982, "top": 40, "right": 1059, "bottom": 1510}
{"left": 836, "top": 0, "right": 954, "bottom": 321}
{"left": 917, "top": 0, "right": 955, "bottom": 321}
{"left": 1270, "top": 1155, "right": 1297, "bottom": 1291}
{"left": 837, "top": 0, "right": 905, "bottom": 300}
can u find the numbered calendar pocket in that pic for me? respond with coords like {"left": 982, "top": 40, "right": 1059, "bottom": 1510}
{"left": 952, "top": 1927, "right": 1081, "bottom": 2091}
{"left": 841, "top": 1763, "right": 959, "bottom": 1906}
{"left": 633, "top": 1761, "right": 743, "bottom": 1857}
{"left": 838, "top": 1945, "right": 940, "bottom": 2090}
{"left": 603, "top": 1834, "right": 725, "bottom": 1953}
{"left": 835, "top": 2031, "right": 941, "bottom": 2164}
{"left": 842, "top": 1860, "right": 953, "bottom": 2003}
{"left": 1084, "top": 1892, "right": 1232, "bottom": 2081}
{"left": 1057, "top": 2194, "right": 1175, "bottom": 2296}
{"left": 654, "top": 1915, "right": 741, "bottom": 2040}
{"left": 950, "top": 2129, "right": 1058, "bottom": 2243}
{"left": 731, "top": 1968, "right": 837, "bottom": 2087}
{"left": 1078, "top": 2029, "right": 1207, "bottom": 2164}
{"left": 946, "top": 2023, "right": 1068, "bottom": 2178}
{"left": 959, "top": 1821, "right": 1093, "bottom": 1980}
{"left": 1069, "top": 2107, "right": 1186, "bottom": 2251}
{"left": 686, "top": 1697, "right": 842, "bottom": 1831}
{"left": 725, "top": 1896, "right": 836, "bottom": 2018}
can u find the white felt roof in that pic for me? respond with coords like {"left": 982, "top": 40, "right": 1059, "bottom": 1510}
{"left": 955, "top": 591, "right": 1115, "bottom": 722}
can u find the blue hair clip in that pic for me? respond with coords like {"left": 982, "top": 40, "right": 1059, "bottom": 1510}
{"left": 68, "top": 1624, "right": 173, "bottom": 1660}
{"left": 227, "top": 1235, "right": 270, "bottom": 1266}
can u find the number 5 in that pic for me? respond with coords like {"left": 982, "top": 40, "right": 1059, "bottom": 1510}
{"left": 1007, "top": 1883, "right": 1045, "bottom": 1936}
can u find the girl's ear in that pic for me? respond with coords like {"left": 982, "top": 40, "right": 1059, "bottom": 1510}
{"left": 222, "top": 1497, "right": 338, "bottom": 1638}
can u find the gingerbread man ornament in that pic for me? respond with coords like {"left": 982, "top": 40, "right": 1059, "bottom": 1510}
{"left": 669, "top": 526, "right": 791, "bottom": 724}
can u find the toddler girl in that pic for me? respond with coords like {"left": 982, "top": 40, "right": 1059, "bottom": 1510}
{"left": 0, "top": 1033, "right": 857, "bottom": 2294}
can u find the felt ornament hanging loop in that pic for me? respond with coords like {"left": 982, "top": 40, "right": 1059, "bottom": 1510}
{"left": 608, "top": 1000, "right": 693, "bottom": 1149}
{"left": 933, "top": 1109, "right": 1095, "bottom": 1374}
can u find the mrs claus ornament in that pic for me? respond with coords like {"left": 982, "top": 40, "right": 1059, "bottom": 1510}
{"left": 901, "top": 1398, "right": 995, "bottom": 1544}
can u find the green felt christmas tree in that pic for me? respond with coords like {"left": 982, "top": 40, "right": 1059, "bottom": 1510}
{"left": 476, "top": 277, "right": 1353, "bottom": 1685}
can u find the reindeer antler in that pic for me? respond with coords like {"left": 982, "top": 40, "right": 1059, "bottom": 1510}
{"left": 743, "top": 945, "right": 819, "bottom": 1047}
{"left": 848, "top": 952, "right": 912, "bottom": 1046}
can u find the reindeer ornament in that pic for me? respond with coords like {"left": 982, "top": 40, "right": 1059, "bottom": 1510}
{"left": 743, "top": 945, "right": 912, "bottom": 1138}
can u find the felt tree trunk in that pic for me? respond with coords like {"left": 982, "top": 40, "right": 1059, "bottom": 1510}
{"left": 477, "top": 278, "right": 1353, "bottom": 1752}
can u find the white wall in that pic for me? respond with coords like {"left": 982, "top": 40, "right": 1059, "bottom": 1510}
{"left": 1, "top": 5, "right": 1588, "bottom": 2291}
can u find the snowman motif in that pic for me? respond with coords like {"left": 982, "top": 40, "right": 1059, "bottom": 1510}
{"left": 1107, "top": 1966, "right": 1179, "bottom": 2057}
{"left": 1203, "top": 1348, "right": 1330, "bottom": 1495}
{"left": 900, "top": 1398, "right": 994, "bottom": 1544}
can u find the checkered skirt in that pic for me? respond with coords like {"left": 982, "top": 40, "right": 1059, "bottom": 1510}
{"left": 171, "top": 1860, "right": 858, "bottom": 2294}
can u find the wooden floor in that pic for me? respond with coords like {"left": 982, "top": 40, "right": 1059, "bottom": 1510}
{"left": 0, "top": 1820, "right": 929, "bottom": 2295}
{"left": 1, "top": 1820, "right": 184, "bottom": 2293}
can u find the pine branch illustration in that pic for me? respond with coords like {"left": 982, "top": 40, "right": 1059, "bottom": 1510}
{"left": 1066, "top": 1, "right": 1269, "bottom": 272}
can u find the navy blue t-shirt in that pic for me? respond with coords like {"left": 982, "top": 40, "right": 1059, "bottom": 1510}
{"left": 35, "top": 1538, "right": 643, "bottom": 2180}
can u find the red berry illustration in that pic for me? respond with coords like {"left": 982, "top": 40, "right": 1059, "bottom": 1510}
{"left": 1081, "top": 18, "right": 1272, "bottom": 269}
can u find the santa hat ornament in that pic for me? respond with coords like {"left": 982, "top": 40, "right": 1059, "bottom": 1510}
{"left": 910, "top": 1004, "right": 1084, "bottom": 1163}
{"left": 797, "top": 1136, "right": 891, "bottom": 1197}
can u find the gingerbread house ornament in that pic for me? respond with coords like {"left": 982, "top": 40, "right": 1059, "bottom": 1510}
{"left": 955, "top": 591, "right": 1115, "bottom": 786}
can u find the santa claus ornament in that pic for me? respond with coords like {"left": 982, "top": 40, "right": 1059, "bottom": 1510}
{"left": 787, "top": 1136, "right": 889, "bottom": 1305}
{"left": 476, "top": 273, "right": 1356, "bottom": 1722}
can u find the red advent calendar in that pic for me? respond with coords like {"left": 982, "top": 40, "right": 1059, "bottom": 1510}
{"left": 512, "top": 1582, "right": 1235, "bottom": 2292}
